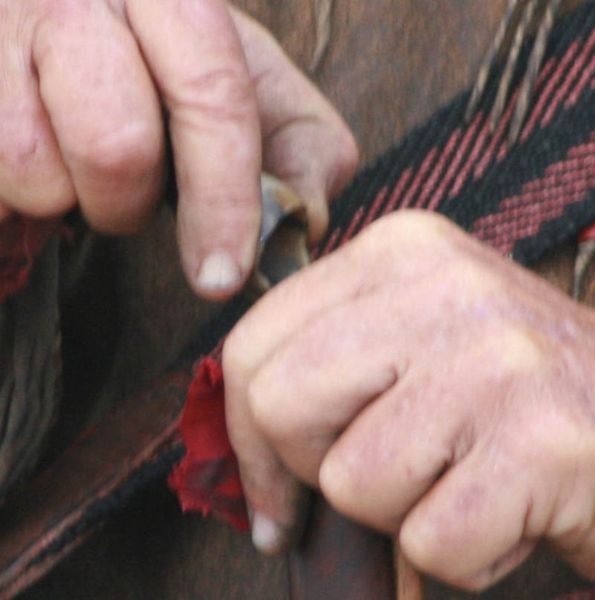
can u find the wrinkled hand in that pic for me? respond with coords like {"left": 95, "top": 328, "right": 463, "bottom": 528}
{"left": 224, "top": 210, "right": 595, "bottom": 591}
{"left": 0, "top": 0, "right": 357, "bottom": 298}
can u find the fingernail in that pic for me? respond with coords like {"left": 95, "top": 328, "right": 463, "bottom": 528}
{"left": 196, "top": 250, "right": 242, "bottom": 293}
{"left": 251, "top": 512, "right": 285, "bottom": 555}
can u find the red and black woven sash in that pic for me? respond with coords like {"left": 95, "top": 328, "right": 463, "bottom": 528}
{"left": 1, "top": 2, "right": 594, "bottom": 598}
{"left": 316, "top": 1, "right": 595, "bottom": 265}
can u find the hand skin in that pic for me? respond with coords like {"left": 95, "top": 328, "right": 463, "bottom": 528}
{"left": 0, "top": 0, "right": 357, "bottom": 299}
{"left": 223, "top": 210, "right": 595, "bottom": 591}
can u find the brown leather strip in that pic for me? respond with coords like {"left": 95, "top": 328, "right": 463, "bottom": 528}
{"left": 0, "top": 367, "right": 191, "bottom": 599}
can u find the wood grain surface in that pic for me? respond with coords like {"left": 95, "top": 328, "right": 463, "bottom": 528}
{"left": 19, "top": 1, "right": 592, "bottom": 599}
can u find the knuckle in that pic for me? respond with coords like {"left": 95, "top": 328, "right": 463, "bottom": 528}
{"left": 318, "top": 452, "right": 355, "bottom": 501}
{"left": 246, "top": 377, "right": 271, "bottom": 432}
{"left": 488, "top": 322, "right": 549, "bottom": 377}
{"left": 401, "top": 540, "right": 476, "bottom": 591}
{"left": 360, "top": 209, "right": 455, "bottom": 256}
{"left": 555, "top": 519, "right": 593, "bottom": 551}
{"left": 511, "top": 417, "right": 584, "bottom": 495}
{"left": 70, "top": 121, "right": 160, "bottom": 178}
{"left": 442, "top": 256, "right": 500, "bottom": 306}
{"left": 400, "top": 516, "right": 485, "bottom": 587}
{"left": 549, "top": 494, "right": 595, "bottom": 550}
{"left": 400, "top": 524, "right": 437, "bottom": 571}
{"left": 247, "top": 373, "right": 281, "bottom": 438}
{"left": 385, "top": 209, "right": 456, "bottom": 240}
{"left": 248, "top": 367, "right": 300, "bottom": 444}
{"left": 353, "top": 217, "right": 389, "bottom": 257}
{"left": 170, "top": 67, "right": 256, "bottom": 124}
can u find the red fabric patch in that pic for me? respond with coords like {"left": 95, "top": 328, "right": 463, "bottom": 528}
{"left": 0, "top": 217, "right": 57, "bottom": 303}
{"left": 168, "top": 357, "right": 249, "bottom": 531}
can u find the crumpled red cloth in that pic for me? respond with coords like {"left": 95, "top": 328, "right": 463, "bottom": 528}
{"left": 0, "top": 217, "right": 57, "bottom": 303}
{"left": 168, "top": 357, "right": 249, "bottom": 531}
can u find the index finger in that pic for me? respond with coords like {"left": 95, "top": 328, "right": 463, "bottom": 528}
{"left": 126, "top": 0, "right": 261, "bottom": 299}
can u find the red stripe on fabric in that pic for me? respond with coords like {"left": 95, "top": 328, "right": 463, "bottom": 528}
{"left": 523, "top": 154, "right": 595, "bottom": 191}
{"left": 475, "top": 88, "right": 519, "bottom": 178}
{"left": 478, "top": 169, "right": 593, "bottom": 235}
{"left": 314, "top": 178, "right": 408, "bottom": 261}
{"left": 382, "top": 167, "right": 414, "bottom": 215}
{"left": 399, "top": 148, "right": 439, "bottom": 209}
{"left": 542, "top": 28, "right": 595, "bottom": 126}
{"left": 362, "top": 186, "right": 388, "bottom": 228}
{"left": 424, "top": 114, "right": 482, "bottom": 204}
{"left": 496, "top": 92, "right": 534, "bottom": 164}
{"left": 474, "top": 170, "right": 594, "bottom": 249}
{"left": 444, "top": 115, "right": 485, "bottom": 200}
{"left": 565, "top": 43, "right": 595, "bottom": 108}
{"left": 478, "top": 192, "right": 588, "bottom": 254}
{"left": 416, "top": 130, "right": 462, "bottom": 209}
{"left": 310, "top": 189, "right": 392, "bottom": 261}
{"left": 521, "top": 49, "right": 576, "bottom": 141}
{"left": 340, "top": 206, "right": 365, "bottom": 244}
{"left": 313, "top": 226, "right": 341, "bottom": 259}
{"left": 449, "top": 117, "right": 492, "bottom": 199}
{"left": 472, "top": 139, "right": 595, "bottom": 253}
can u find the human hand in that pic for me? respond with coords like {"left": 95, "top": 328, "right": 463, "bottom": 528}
{"left": 0, "top": 0, "right": 357, "bottom": 299}
{"left": 223, "top": 210, "right": 595, "bottom": 591}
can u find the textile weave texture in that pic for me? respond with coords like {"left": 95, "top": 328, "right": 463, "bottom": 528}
{"left": 314, "top": 0, "right": 595, "bottom": 264}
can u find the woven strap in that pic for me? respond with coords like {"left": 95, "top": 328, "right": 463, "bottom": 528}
{"left": 0, "top": 3, "right": 594, "bottom": 598}
{"left": 316, "top": 0, "right": 595, "bottom": 264}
